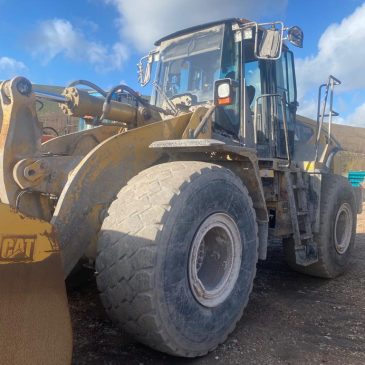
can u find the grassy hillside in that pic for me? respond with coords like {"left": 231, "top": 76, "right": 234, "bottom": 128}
{"left": 330, "top": 123, "right": 365, "bottom": 154}
{"left": 33, "top": 84, "right": 66, "bottom": 114}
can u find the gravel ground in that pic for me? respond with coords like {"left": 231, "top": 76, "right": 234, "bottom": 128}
{"left": 68, "top": 205, "right": 365, "bottom": 365}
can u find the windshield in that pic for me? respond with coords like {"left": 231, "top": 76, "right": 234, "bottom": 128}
{"left": 153, "top": 25, "right": 225, "bottom": 107}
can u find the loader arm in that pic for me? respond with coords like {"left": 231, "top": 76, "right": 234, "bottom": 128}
{"left": 0, "top": 76, "right": 195, "bottom": 275}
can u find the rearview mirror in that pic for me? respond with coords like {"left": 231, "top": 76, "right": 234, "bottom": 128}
{"left": 288, "top": 26, "right": 304, "bottom": 48}
{"left": 258, "top": 29, "right": 282, "bottom": 59}
{"left": 252, "top": 22, "right": 284, "bottom": 60}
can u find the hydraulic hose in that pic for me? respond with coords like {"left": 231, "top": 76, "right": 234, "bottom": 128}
{"left": 67, "top": 80, "right": 107, "bottom": 97}
{"left": 100, "top": 84, "right": 172, "bottom": 121}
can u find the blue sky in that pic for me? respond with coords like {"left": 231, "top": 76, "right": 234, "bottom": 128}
{"left": 1, "top": 0, "right": 365, "bottom": 126}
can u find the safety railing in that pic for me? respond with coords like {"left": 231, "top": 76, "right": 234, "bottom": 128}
{"left": 315, "top": 75, "right": 341, "bottom": 162}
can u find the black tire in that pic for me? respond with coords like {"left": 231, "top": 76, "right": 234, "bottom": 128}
{"left": 284, "top": 174, "right": 357, "bottom": 278}
{"left": 96, "top": 161, "right": 258, "bottom": 357}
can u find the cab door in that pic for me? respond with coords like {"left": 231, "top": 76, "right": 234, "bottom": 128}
{"left": 244, "top": 46, "right": 297, "bottom": 160}
{"left": 273, "top": 50, "right": 297, "bottom": 159}
{"left": 244, "top": 58, "right": 273, "bottom": 157}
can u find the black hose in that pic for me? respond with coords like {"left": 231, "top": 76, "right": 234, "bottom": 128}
{"left": 102, "top": 84, "right": 171, "bottom": 120}
{"left": 36, "top": 99, "right": 44, "bottom": 111}
{"left": 67, "top": 80, "right": 107, "bottom": 97}
{"left": 42, "top": 126, "right": 59, "bottom": 136}
{"left": 66, "top": 80, "right": 173, "bottom": 123}
{"left": 104, "top": 84, "right": 148, "bottom": 107}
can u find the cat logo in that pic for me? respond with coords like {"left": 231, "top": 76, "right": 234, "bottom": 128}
{"left": 0, "top": 235, "right": 36, "bottom": 262}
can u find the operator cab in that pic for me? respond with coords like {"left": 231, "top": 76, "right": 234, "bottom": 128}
{"left": 139, "top": 19, "right": 303, "bottom": 161}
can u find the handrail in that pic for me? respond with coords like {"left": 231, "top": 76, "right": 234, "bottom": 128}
{"left": 315, "top": 75, "right": 341, "bottom": 162}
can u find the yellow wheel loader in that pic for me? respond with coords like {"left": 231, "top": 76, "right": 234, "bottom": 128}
{"left": 1, "top": 18, "right": 364, "bottom": 360}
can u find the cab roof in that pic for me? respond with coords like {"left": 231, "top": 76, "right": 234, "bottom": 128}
{"left": 154, "top": 18, "right": 239, "bottom": 46}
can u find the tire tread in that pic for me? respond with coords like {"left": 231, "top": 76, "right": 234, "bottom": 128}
{"left": 96, "top": 161, "right": 258, "bottom": 356}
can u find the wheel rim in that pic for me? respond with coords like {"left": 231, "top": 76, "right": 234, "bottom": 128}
{"left": 188, "top": 213, "right": 242, "bottom": 308}
{"left": 334, "top": 203, "right": 353, "bottom": 255}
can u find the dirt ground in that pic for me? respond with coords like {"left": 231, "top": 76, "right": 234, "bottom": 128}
{"left": 68, "top": 205, "right": 365, "bottom": 365}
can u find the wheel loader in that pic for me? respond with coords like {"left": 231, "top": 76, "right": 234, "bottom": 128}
{"left": 1, "top": 18, "right": 364, "bottom": 362}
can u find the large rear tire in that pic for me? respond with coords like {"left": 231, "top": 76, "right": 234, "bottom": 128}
{"left": 96, "top": 161, "right": 258, "bottom": 357}
{"left": 284, "top": 174, "right": 357, "bottom": 278}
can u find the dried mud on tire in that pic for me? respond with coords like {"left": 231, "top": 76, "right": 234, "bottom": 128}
{"left": 68, "top": 204, "right": 365, "bottom": 365}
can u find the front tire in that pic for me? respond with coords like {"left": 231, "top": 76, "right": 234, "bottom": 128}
{"left": 284, "top": 174, "right": 357, "bottom": 278}
{"left": 96, "top": 161, "right": 258, "bottom": 357}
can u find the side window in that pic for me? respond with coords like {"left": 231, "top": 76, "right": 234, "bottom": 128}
{"left": 295, "top": 123, "right": 314, "bottom": 143}
{"left": 285, "top": 51, "right": 296, "bottom": 104}
{"left": 245, "top": 60, "right": 262, "bottom": 110}
{"left": 276, "top": 51, "right": 296, "bottom": 104}
{"left": 214, "top": 26, "right": 241, "bottom": 137}
{"left": 275, "top": 51, "right": 297, "bottom": 158}
{"left": 245, "top": 60, "right": 270, "bottom": 145}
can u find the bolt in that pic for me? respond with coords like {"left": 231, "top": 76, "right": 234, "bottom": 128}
{"left": 16, "top": 78, "right": 32, "bottom": 96}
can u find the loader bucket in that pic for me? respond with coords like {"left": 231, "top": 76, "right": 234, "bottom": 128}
{"left": 0, "top": 203, "right": 72, "bottom": 364}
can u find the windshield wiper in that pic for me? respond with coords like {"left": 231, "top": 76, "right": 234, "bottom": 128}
{"left": 153, "top": 81, "right": 179, "bottom": 116}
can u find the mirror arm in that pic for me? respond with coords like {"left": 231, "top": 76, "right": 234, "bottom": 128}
{"left": 138, "top": 51, "right": 158, "bottom": 87}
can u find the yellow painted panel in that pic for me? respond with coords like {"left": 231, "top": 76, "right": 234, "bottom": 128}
{"left": 0, "top": 203, "right": 57, "bottom": 264}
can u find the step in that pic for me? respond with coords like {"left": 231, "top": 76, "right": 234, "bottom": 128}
{"left": 300, "top": 233, "right": 312, "bottom": 240}
{"left": 297, "top": 211, "right": 309, "bottom": 216}
{"left": 292, "top": 184, "right": 307, "bottom": 190}
{"left": 294, "top": 241, "right": 319, "bottom": 266}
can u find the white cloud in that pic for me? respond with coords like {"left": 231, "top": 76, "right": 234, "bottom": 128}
{"left": 0, "top": 57, "right": 27, "bottom": 79}
{"left": 297, "top": 98, "right": 318, "bottom": 120}
{"left": 343, "top": 102, "right": 365, "bottom": 127}
{"left": 106, "top": 0, "right": 288, "bottom": 53}
{"left": 297, "top": 98, "right": 365, "bottom": 127}
{"left": 30, "top": 19, "right": 129, "bottom": 71}
{"left": 295, "top": 3, "right": 365, "bottom": 128}
{"left": 29, "top": 2, "right": 288, "bottom": 72}
{"left": 296, "top": 3, "right": 365, "bottom": 98}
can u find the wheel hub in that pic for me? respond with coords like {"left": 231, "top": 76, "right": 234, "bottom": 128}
{"left": 334, "top": 202, "right": 353, "bottom": 255}
{"left": 188, "top": 213, "right": 242, "bottom": 308}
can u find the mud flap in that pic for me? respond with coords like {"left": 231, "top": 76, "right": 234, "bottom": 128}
{"left": 0, "top": 203, "right": 72, "bottom": 364}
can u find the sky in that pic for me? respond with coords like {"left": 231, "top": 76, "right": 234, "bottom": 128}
{"left": 1, "top": 0, "right": 365, "bottom": 127}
